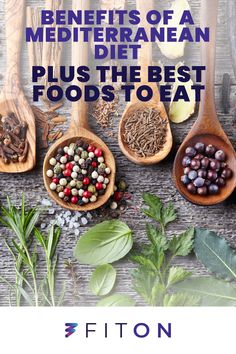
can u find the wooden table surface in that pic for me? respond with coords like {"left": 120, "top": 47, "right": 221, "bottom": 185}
{"left": 0, "top": 0, "right": 235, "bottom": 306}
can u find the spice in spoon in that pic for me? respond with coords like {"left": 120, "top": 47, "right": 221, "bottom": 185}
{"left": 123, "top": 108, "right": 168, "bottom": 157}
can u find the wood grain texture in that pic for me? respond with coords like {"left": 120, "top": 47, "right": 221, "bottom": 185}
{"left": 0, "top": 0, "right": 235, "bottom": 306}
{"left": 0, "top": 0, "right": 36, "bottom": 173}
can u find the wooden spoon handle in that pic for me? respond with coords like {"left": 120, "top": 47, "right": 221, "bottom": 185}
{"left": 136, "top": 0, "right": 153, "bottom": 82}
{"left": 71, "top": 0, "right": 90, "bottom": 133}
{"left": 198, "top": 0, "right": 219, "bottom": 120}
{"left": 5, "top": 0, "right": 25, "bottom": 79}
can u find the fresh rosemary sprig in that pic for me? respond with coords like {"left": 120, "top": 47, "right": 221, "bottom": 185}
{"left": 0, "top": 194, "right": 63, "bottom": 306}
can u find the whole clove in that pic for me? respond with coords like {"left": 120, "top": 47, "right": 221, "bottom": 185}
{"left": 0, "top": 112, "right": 29, "bottom": 164}
{"left": 123, "top": 108, "right": 168, "bottom": 157}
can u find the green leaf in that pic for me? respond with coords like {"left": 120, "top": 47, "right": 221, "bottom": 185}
{"left": 97, "top": 294, "right": 135, "bottom": 307}
{"left": 142, "top": 193, "right": 163, "bottom": 222}
{"left": 164, "top": 293, "right": 201, "bottom": 306}
{"left": 74, "top": 220, "right": 133, "bottom": 266}
{"left": 194, "top": 228, "right": 236, "bottom": 281}
{"left": 89, "top": 264, "right": 116, "bottom": 296}
{"left": 168, "top": 228, "right": 194, "bottom": 256}
{"left": 162, "top": 203, "right": 177, "bottom": 227}
{"left": 130, "top": 255, "right": 157, "bottom": 272}
{"left": 146, "top": 224, "right": 168, "bottom": 251}
{"left": 174, "top": 277, "right": 236, "bottom": 306}
{"left": 167, "top": 267, "right": 192, "bottom": 287}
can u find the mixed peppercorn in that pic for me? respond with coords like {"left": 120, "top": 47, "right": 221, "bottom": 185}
{"left": 181, "top": 142, "right": 233, "bottom": 195}
{"left": 46, "top": 140, "right": 111, "bottom": 205}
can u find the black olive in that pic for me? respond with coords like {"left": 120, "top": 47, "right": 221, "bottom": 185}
{"left": 185, "top": 147, "right": 197, "bottom": 158}
{"left": 194, "top": 142, "right": 205, "bottom": 153}
{"left": 187, "top": 183, "right": 197, "bottom": 194}
{"left": 181, "top": 175, "right": 190, "bottom": 185}
{"left": 215, "top": 150, "right": 226, "bottom": 162}
{"left": 197, "top": 186, "right": 208, "bottom": 195}
{"left": 205, "top": 144, "right": 216, "bottom": 157}
{"left": 182, "top": 156, "right": 191, "bottom": 167}
{"left": 190, "top": 159, "right": 201, "bottom": 170}
{"left": 208, "top": 184, "right": 219, "bottom": 195}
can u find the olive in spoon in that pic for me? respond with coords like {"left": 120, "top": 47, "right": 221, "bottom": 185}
{"left": 43, "top": 0, "right": 116, "bottom": 211}
{"left": 118, "top": 0, "right": 173, "bottom": 166}
{"left": 173, "top": 0, "right": 236, "bottom": 206}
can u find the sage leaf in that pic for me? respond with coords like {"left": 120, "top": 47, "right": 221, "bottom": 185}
{"left": 89, "top": 264, "right": 116, "bottom": 296}
{"left": 167, "top": 267, "right": 192, "bottom": 287}
{"left": 164, "top": 293, "right": 201, "bottom": 306}
{"left": 168, "top": 227, "right": 194, "bottom": 256}
{"left": 174, "top": 277, "right": 236, "bottom": 306}
{"left": 74, "top": 220, "right": 133, "bottom": 266}
{"left": 194, "top": 228, "right": 236, "bottom": 281}
{"left": 97, "top": 294, "right": 135, "bottom": 307}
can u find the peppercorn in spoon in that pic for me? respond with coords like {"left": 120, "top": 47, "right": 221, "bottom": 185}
{"left": 0, "top": 0, "right": 36, "bottom": 172}
{"left": 118, "top": 0, "right": 173, "bottom": 166}
{"left": 43, "top": 0, "right": 116, "bottom": 211}
{"left": 173, "top": 0, "right": 236, "bottom": 206}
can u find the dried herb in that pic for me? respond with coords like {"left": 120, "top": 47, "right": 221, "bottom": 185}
{"left": 64, "top": 259, "right": 80, "bottom": 305}
{"left": 123, "top": 108, "right": 168, "bottom": 157}
{"left": 0, "top": 112, "right": 29, "bottom": 164}
{"left": 91, "top": 92, "right": 119, "bottom": 129}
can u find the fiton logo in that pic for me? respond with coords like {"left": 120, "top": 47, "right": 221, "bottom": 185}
{"left": 65, "top": 323, "right": 78, "bottom": 338}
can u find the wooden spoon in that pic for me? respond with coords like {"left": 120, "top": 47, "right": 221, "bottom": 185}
{"left": 43, "top": 0, "right": 116, "bottom": 211}
{"left": 118, "top": 0, "right": 172, "bottom": 166}
{"left": 0, "top": 0, "right": 36, "bottom": 173}
{"left": 173, "top": 0, "right": 236, "bottom": 206}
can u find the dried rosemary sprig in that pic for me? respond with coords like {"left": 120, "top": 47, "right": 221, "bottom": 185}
{"left": 123, "top": 108, "right": 168, "bottom": 157}
{"left": 65, "top": 259, "right": 80, "bottom": 305}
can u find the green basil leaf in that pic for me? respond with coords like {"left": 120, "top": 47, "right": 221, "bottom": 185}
{"left": 89, "top": 264, "right": 116, "bottom": 296}
{"left": 97, "top": 294, "right": 135, "bottom": 307}
{"left": 74, "top": 220, "right": 133, "bottom": 266}
{"left": 174, "top": 277, "right": 236, "bottom": 306}
{"left": 163, "top": 293, "right": 201, "bottom": 306}
{"left": 194, "top": 228, "right": 236, "bottom": 281}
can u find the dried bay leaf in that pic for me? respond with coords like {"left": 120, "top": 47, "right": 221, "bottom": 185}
{"left": 174, "top": 277, "right": 236, "bottom": 306}
{"left": 194, "top": 228, "right": 236, "bottom": 281}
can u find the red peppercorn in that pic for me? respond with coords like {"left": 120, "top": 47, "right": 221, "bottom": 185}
{"left": 83, "top": 191, "right": 92, "bottom": 199}
{"left": 92, "top": 161, "right": 97, "bottom": 168}
{"left": 64, "top": 188, "right": 71, "bottom": 196}
{"left": 114, "top": 191, "right": 122, "bottom": 201}
{"left": 88, "top": 145, "right": 96, "bottom": 152}
{"left": 63, "top": 169, "right": 71, "bottom": 177}
{"left": 71, "top": 196, "right": 78, "bottom": 204}
{"left": 83, "top": 177, "right": 90, "bottom": 185}
{"left": 96, "top": 182, "right": 103, "bottom": 190}
{"left": 64, "top": 153, "right": 69, "bottom": 158}
{"left": 52, "top": 178, "right": 59, "bottom": 184}
{"left": 66, "top": 162, "right": 73, "bottom": 170}
{"left": 94, "top": 148, "right": 103, "bottom": 157}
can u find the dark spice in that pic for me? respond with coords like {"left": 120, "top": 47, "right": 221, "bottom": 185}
{"left": 123, "top": 108, "right": 168, "bottom": 157}
{"left": 0, "top": 112, "right": 29, "bottom": 164}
